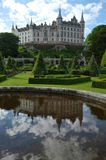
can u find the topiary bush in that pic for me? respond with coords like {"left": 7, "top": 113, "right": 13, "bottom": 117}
{"left": 29, "top": 76, "right": 91, "bottom": 85}
{"left": 32, "top": 52, "right": 46, "bottom": 78}
{"left": 88, "top": 54, "right": 99, "bottom": 76}
{"left": 92, "top": 80, "right": 106, "bottom": 89}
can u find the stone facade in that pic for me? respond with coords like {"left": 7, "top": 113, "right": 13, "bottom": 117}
{"left": 12, "top": 8, "right": 85, "bottom": 46}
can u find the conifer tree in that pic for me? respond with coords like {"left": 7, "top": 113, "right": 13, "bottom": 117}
{"left": 58, "top": 55, "right": 67, "bottom": 73}
{"left": 88, "top": 54, "right": 99, "bottom": 76}
{"left": 32, "top": 52, "right": 46, "bottom": 78}
{"left": 101, "top": 50, "right": 106, "bottom": 67}
{"left": 7, "top": 56, "right": 17, "bottom": 71}
{"left": 0, "top": 51, "right": 5, "bottom": 73}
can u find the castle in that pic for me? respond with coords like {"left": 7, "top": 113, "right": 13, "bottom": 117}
{"left": 12, "top": 8, "right": 85, "bottom": 46}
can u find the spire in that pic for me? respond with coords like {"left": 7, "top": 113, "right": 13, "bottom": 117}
{"left": 12, "top": 22, "right": 14, "bottom": 30}
{"left": 81, "top": 11, "right": 85, "bottom": 23}
{"left": 30, "top": 18, "right": 33, "bottom": 26}
{"left": 58, "top": 7, "right": 62, "bottom": 18}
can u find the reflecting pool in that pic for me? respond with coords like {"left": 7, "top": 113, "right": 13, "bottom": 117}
{"left": 0, "top": 92, "right": 106, "bottom": 160}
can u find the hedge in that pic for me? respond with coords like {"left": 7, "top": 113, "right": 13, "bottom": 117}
{"left": 0, "top": 75, "right": 7, "bottom": 82}
{"left": 92, "top": 80, "right": 106, "bottom": 89}
{"left": 29, "top": 76, "right": 91, "bottom": 85}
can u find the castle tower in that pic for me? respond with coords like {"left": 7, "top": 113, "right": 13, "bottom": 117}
{"left": 80, "top": 12, "right": 85, "bottom": 44}
{"left": 56, "top": 8, "right": 62, "bottom": 25}
{"left": 12, "top": 23, "right": 15, "bottom": 32}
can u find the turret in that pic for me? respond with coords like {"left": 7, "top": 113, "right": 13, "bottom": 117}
{"left": 56, "top": 8, "right": 62, "bottom": 25}
{"left": 80, "top": 12, "right": 85, "bottom": 44}
{"left": 12, "top": 23, "right": 15, "bottom": 32}
{"left": 30, "top": 18, "right": 33, "bottom": 26}
{"left": 80, "top": 12, "right": 85, "bottom": 28}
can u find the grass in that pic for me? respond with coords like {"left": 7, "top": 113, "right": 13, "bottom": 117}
{"left": 0, "top": 72, "right": 106, "bottom": 94}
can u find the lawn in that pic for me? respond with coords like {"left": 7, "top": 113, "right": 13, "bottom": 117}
{"left": 0, "top": 72, "right": 106, "bottom": 94}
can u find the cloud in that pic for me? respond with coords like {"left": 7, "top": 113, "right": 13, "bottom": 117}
{"left": 1, "top": 0, "right": 103, "bottom": 35}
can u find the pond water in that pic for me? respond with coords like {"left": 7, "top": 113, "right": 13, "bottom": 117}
{"left": 0, "top": 92, "right": 106, "bottom": 160}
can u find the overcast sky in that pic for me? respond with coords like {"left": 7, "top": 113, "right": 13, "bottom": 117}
{"left": 0, "top": 0, "right": 106, "bottom": 37}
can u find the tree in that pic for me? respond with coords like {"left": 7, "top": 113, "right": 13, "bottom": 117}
{"left": 101, "top": 50, "right": 106, "bottom": 67}
{"left": 88, "top": 54, "right": 99, "bottom": 76}
{"left": 58, "top": 55, "right": 68, "bottom": 73}
{"left": 32, "top": 52, "right": 46, "bottom": 77}
{"left": 85, "top": 25, "right": 106, "bottom": 65}
{"left": 68, "top": 57, "right": 76, "bottom": 74}
{"left": 0, "top": 33, "right": 19, "bottom": 57}
{"left": 7, "top": 56, "right": 17, "bottom": 71}
{"left": 0, "top": 51, "right": 5, "bottom": 73}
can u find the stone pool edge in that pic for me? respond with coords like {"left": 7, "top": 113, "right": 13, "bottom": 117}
{"left": 0, "top": 86, "right": 106, "bottom": 105}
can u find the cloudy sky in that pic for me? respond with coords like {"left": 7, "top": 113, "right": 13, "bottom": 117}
{"left": 0, "top": 0, "right": 106, "bottom": 37}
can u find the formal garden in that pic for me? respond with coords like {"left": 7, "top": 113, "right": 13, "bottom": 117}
{"left": 0, "top": 25, "right": 106, "bottom": 94}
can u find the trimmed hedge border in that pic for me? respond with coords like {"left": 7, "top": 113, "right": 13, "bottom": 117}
{"left": 92, "top": 80, "right": 106, "bottom": 89}
{"left": 29, "top": 76, "right": 91, "bottom": 85}
{"left": 0, "top": 75, "right": 7, "bottom": 82}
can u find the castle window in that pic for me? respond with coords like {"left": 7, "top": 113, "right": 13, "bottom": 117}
{"left": 77, "top": 33, "right": 79, "bottom": 38}
{"left": 74, "top": 33, "right": 76, "bottom": 38}
{"left": 74, "top": 28, "right": 76, "bottom": 31}
{"left": 37, "top": 38, "right": 39, "bottom": 41}
{"left": 71, "top": 28, "right": 73, "bottom": 31}
{"left": 61, "top": 31, "right": 63, "bottom": 37}
{"left": 67, "top": 27, "right": 69, "bottom": 30}
{"left": 64, "top": 27, "right": 66, "bottom": 30}
{"left": 64, "top": 32, "right": 66, "bottom": 37}
{"left": 52, "top": 32, "right": 54, "bottom": 36}
{"left": 67, "top": 32, "right": 69, "bottom": 37}
{"left": 37, "top": 32, "right": 39, "bottom": 36}
{"left": 71, "top": 32, "right": 73, "bottom": 37}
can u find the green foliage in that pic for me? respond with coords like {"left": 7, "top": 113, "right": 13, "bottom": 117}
{"left": 32, "top": 52, "right": 46, "bottom": 77}
{"left": 85, "top": 25, "right": 106, "bottom": 65}
{"left": 68, "top": 57, "right": 79, "bottom": 74}
{"left": 88, "top": 55, "right": 99, "bottom": 76}
{"left": 0, "top": 75, "right": 6, "bottom": 82}
{"left": 7, "top": 56, "right": 17, "bottom": 71}
{"left": 29, "top": 76, "right": 91, "bottom": 85}
{"left": 0, "top": 33, "right": 19, "bottom": 57}
{"left": 58, "top": 55, "right": 68, "bottom": 73}
{"left": 22, "top": 64, "right": 33, "bottom": 71}
{"left": 92, "top": 80, "right": 106, "bottom": 89}
{"left": 0, "top": 52, "right": 5, "bottom": 73}
{"left": 101, "top": 50, "right": 106, "bottom": 67}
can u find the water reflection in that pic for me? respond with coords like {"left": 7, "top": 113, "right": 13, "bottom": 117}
{"left": 0, "top": 93, "right": 106, "bottom": 160}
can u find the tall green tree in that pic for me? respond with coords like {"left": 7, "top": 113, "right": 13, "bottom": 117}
{"left": 88, "top": 54, "right": 99, "bottom": 76}
{"left": 0, "top": 33, "right": 19, "bottom": 57}
{"left": 101, "top": 50, "right": 106, "bottom": 67}
{"left": 0, "top": 51, "right": 5, "bottom": 73}
{"left": 58, "top": 55, "right": 67, "bottom": 73}
{"left": 7, "top": 56, "right": 17, "bottom": 71}
{"left": 32, "top": 52, "right": 46, "bottom": 77}
{"left": 85, "top": 25, "right": 106, "bottom": 65}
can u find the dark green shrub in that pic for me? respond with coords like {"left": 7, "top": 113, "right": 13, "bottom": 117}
{"left": 0, "top": 75, "right": 6, "bottom": 82}
{"left": 7, "top": 56, "right": 17, "bottom": 71}
{"left": 32, "top": 52, "right": 46, "bottom": 77}
{"left": 0, "top": 52, "right": 5, "bottom": 74}
{"left": 101, "top": 50, "right": 106, "bottom": 67}
{"left": 47, "top": 69, "right": 66, "bottom": 74}
{"left": 58, "top": 55, "right": 68, "bottom": 73}
{"left": 88, "top": 54, "right": 99, "bottom": 76}
{"left": 92, "top": 80, "right": 106, "bottom": 89}
{"left": 29, "top": 76, "right": 91, "bottom": 85}
{"left": 22, "top": 64, "right": 33, "bottom": 71}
